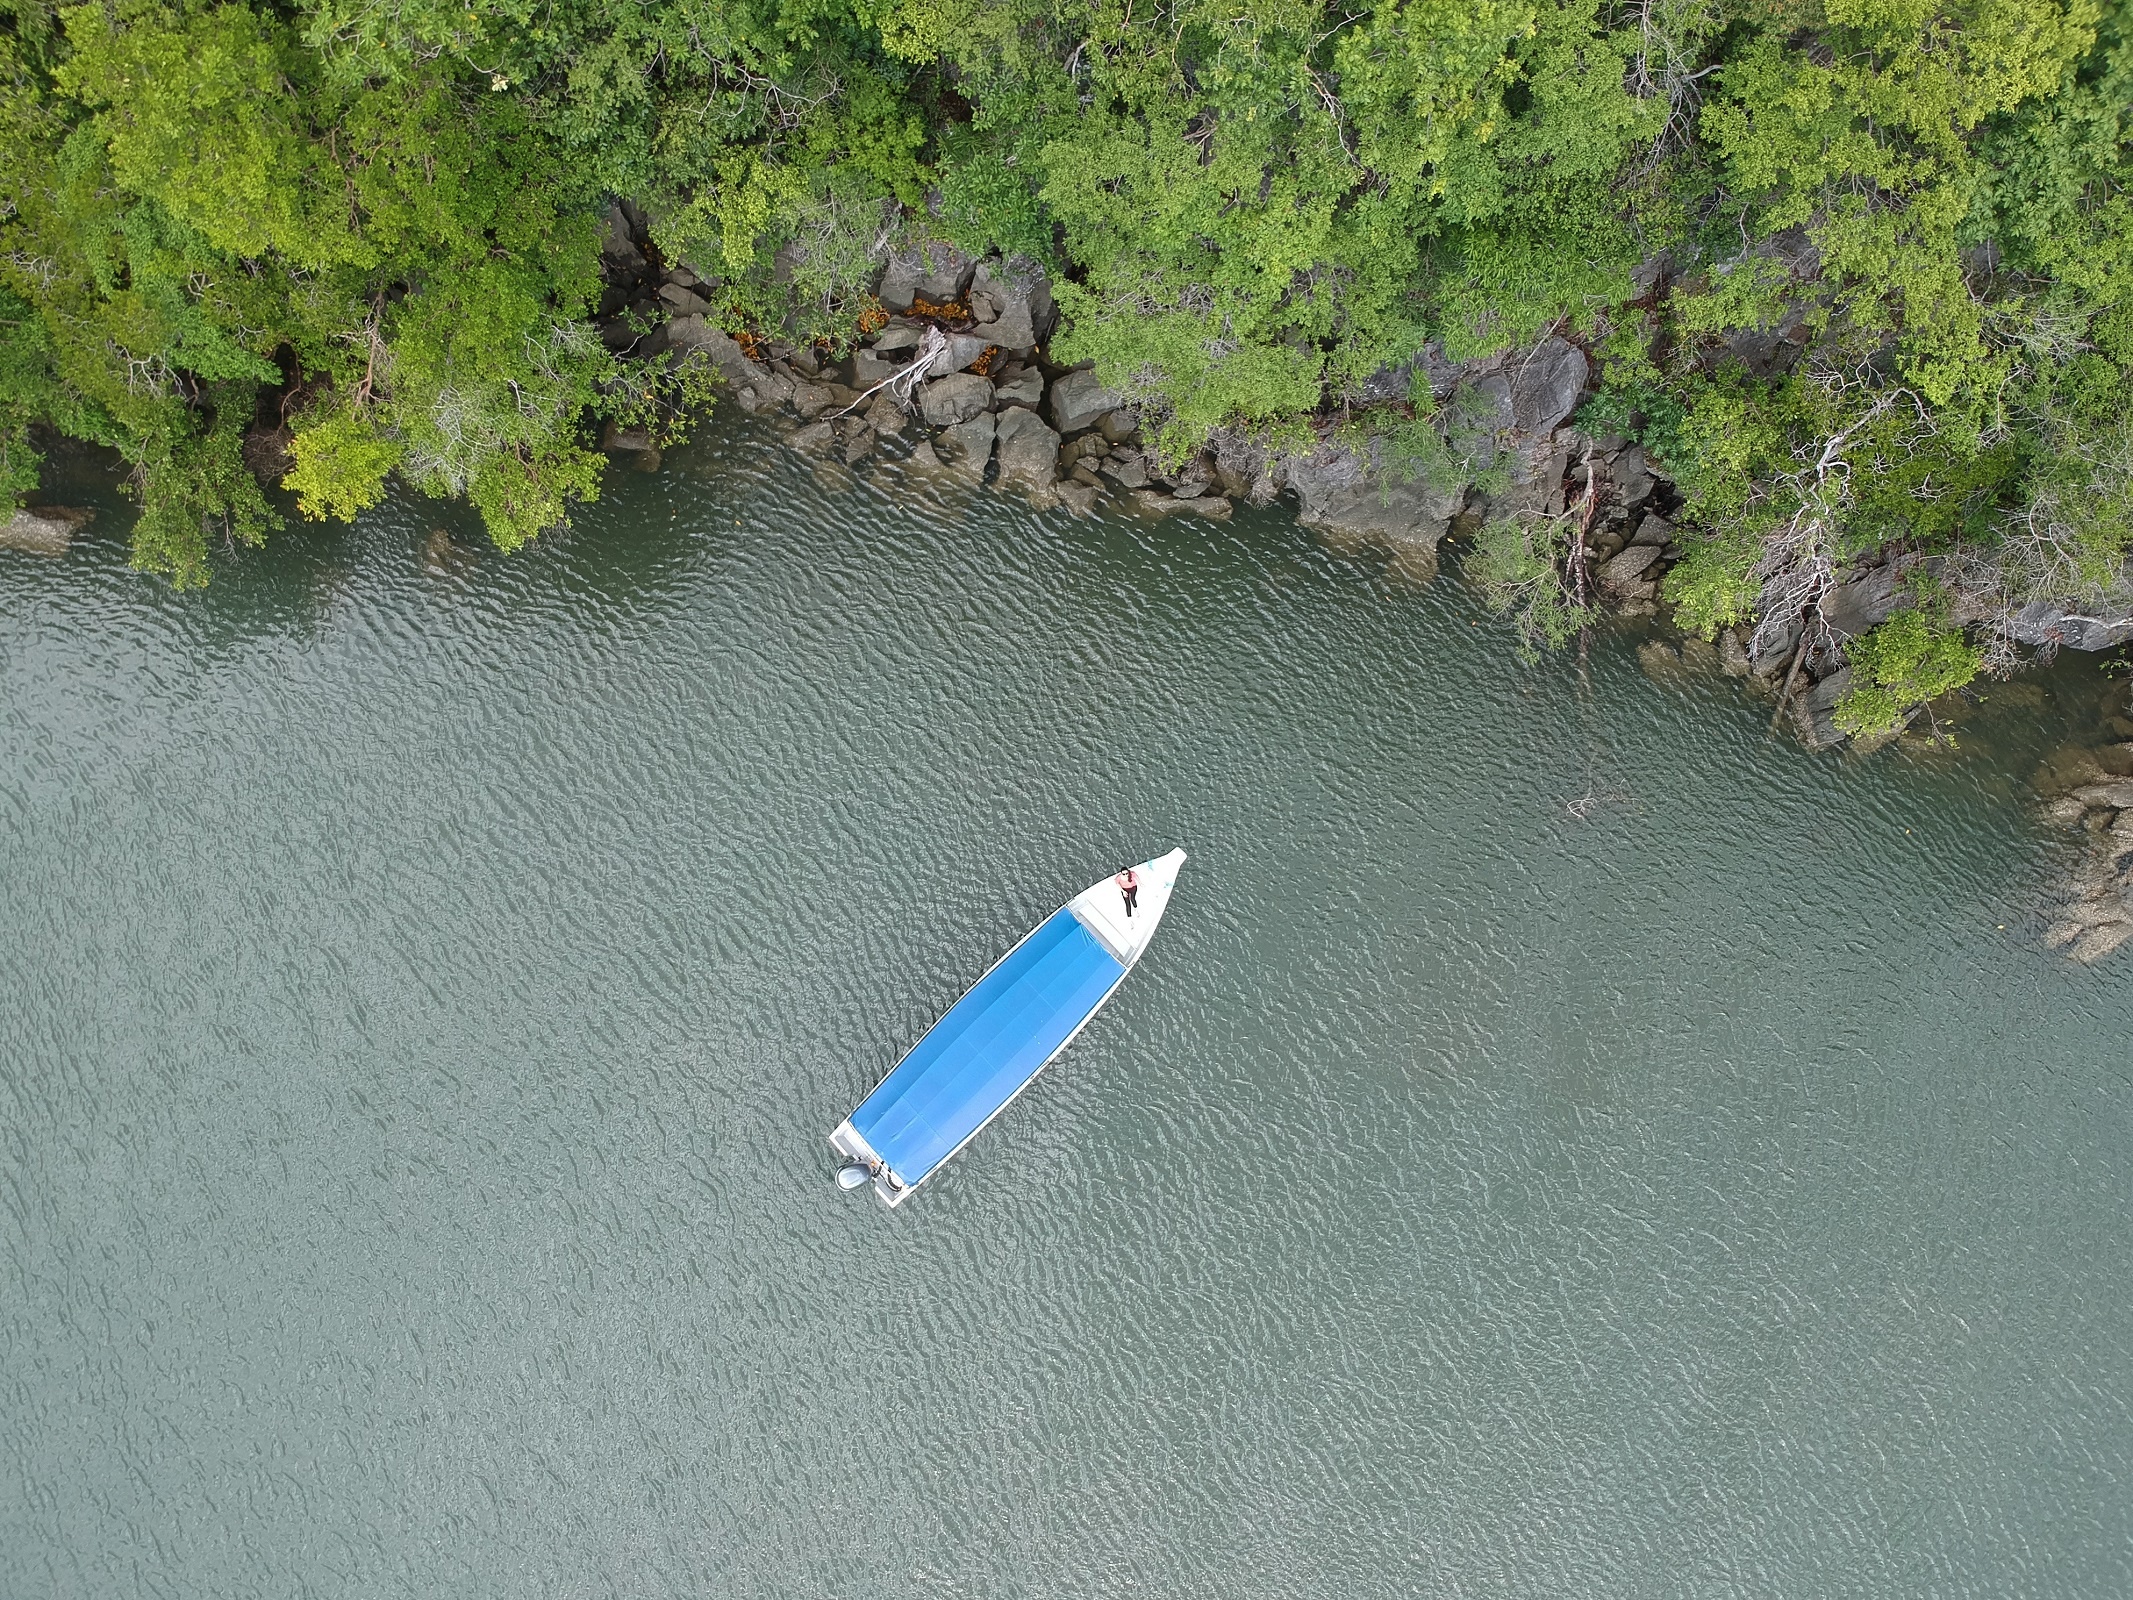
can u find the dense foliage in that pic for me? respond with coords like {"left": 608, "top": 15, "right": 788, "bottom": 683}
{"left": 3, "top": 0, "right": 2129, "bottom": 710}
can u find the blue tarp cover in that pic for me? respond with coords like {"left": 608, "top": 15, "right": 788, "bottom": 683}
{"left": 852, "top": 907, "right": 1126, "bottom": 1183}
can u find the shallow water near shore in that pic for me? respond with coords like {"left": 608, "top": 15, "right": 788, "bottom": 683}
{"left": 5, "top": 416, "right": 2131, "bottom": 1598}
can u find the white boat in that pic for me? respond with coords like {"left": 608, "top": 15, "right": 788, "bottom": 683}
{"left": 830, "top": 849, "right": 1188, "bottom": 1207}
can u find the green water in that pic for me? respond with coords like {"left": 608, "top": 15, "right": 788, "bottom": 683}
{"left": 5, "top": 422, "right": 2130, "bottom": 1597}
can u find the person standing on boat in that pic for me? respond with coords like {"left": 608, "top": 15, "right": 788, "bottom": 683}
{"left": 1116, "top": 866, "right": 1139, "bottom": 917}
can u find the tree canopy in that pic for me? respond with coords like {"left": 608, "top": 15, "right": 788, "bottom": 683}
{"left": 2, "top": 0, "right": 2128, "bottom": 650}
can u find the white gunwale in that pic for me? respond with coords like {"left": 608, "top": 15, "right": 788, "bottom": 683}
{"left": 831, "top": 848, "right": 1186, "bottom": 1207}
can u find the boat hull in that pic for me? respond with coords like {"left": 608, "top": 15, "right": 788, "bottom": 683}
{"left": 832, "top": 849, "right": 1186, "bottom": 1206}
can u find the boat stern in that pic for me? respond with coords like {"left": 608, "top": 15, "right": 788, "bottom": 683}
{"left": 829, "top": 1120, "right": 914, "bottom": 1207}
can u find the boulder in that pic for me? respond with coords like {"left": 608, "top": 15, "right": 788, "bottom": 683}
{"left": 0, "top": 505, "right": 90, "bottom": 556}
{"left": 597, "top": 202, "right": 646, "bottom": 275}
{"left": 1056, "top": 480, "right": 1099, "bottom": 517}
{"left": 656, "top": 281, "right": 710, "bottom": 316}
{"left": 967, "top": 256, "right": 1053, "bottom": 355}
{"left": 918, "top": 372, "right": 993, "bottom": 427}
{"left": 790, "top": 382, "right": 835, "bottom": 419}
{"left": 666, "top": 317, "right": 791, "bottom": 413}
{"left": 852, "top": 350, "right": 902, "bottom": 388}
{"left": 1629, "top": 513, "right": 1672, "bottom": 547}
{"left": 1049, "top": 369, "right": 1123, "bottom": 436}
{"left": 938, "top": 412, "right": 995, "bottom": 480}
{"left": 1130, "top": 489, "right": 1194, "bottom": 518}
{"left": 1095, "top": 410, "right": 1140, "bottom": 444}
{"left": 1718, "top": 628, "right": 1753, "bottom": 677}
{"left": 601, "top": 421, "right": 654, "bottom": 452}
{"left": 2072, "top": 781, "right": 2133, "bottom": 811}
{"left": 1101, "top": 456, "right": 1150, "bottom": 490}
{"left": 1610, "top": 446, "right": 1655, "bottom": 511}
{"left": 1792, "top": 667, "right": 1859, "bottom": 751}
{"left": 993, "top": 406, "right": 1062, "bottom": 506}
{"left": 993, "top": 369, "right": 1044, "bottom": 409}
{"left": 785, "top": 421, "right": 835, "bottom": 456}
{"left": 872, "top": 324, "right": 924, "bottom": 354}
{"left": 863, "top": 390, "right": 907, "bottom": 435}
{"left": 1281, "top": 437, "right": 1466, "bottom": 548}
{"left": 2004, "top": 592, "right": 2133, "bottom": 652}
{"left": 940, "top": 332, "right": 994, "bottom": 374}
{"left": 1509, "top": 336, "right": 1588, "bottom": 435}
{"left": 1596, "top": 542, "right": 1663, "bottom": 594}
{"left": 1822, "top": 562, "right": 1906, "bottom": 641}
{"left": 879, "top": 240, "right": 977, "bottom": 311}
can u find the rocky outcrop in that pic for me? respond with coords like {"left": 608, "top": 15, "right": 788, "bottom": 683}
{"left": 994, "top": 407, "right": 1062, "bottom": 508}
{"left": 1280, "top": 438, "right": 1467, "bottom": 551}
{"left": 1049, "top": 369, "right": 1122, "bottom": 436}
{"left": 919, "top": 372, "right": 993, "bottom": 427}
{"left": 2035, "top": 719, "right": 2133, "bottom": 962}
{"left": 665, "top": 317, "right": 791, "bottom": 413}
{"left": 591, "top": 206, "right": 2130, "bottom": 752}
{"left": 0, "top": 505, "right": 92, "bottom": 556}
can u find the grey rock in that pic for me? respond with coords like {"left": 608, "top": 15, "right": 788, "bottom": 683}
{"left": 1050, "top": 369, "right": 1123, "bottom": 435}
{"left": 1282, "top": 438, "right": 1466, "bottom": 547}
{"left": 851, "top": 350, "right": 902, "bottom": 389}
{"left": 790, "top": 382, "right": 835, "bottom": 419}
{"left": 601, "top": 421, "right": 654, "bottom": 452}
{"left": 1610, "top": 446, "right": 1655, "bottom": 510}
{"left": 0, "top": 505, "right": 89, "bottom": 556}
{"left": 967, "top": 256, "right": 1053, "bottom": 354}
{"left": 941, "top": 332, "right": 994, "bottom": 373}
{"left": 1101, "top": 457, "right": 1150, "bottom": 490}
{"left": 872, "top": 324, "right": 924, "bottom": 353}
{"left": 2006, "top": 593, "right": 2133, "bottom": 652}
{"left": 1630, "top": 252, "right": 1672, "bottom": 300}
{"left": 1794, "top": 667, "right": 1856, "bottom": 751}
{"left": 1597, "top": 543, "right": 1663, "bottom": 593}
{"left": 1358, "top": 360, "right": 1423, "bottom": 406}
{"left": 1509, "top": 336, "right": 1589, "bottom": 435}
{"left": 938, "top": 412, "right": 996, "bottom": 479}
{"left": 1056, "top": 479, "right": 1099, "bottom": 517}
{"left": 666, "top": 317, "right": 792, "bottom": 413}
{"left": 840, "top": 425, "right": 875, "bottom": 465}
{"left": 878, "top": 240, "right": 977, "bottom": 312}
{"left": 1095, "top": 409, "right": 1140, "bottom": 444}
{"left": 918, "top": 372, "right": 994, "bottom": 427}
{"left": 993, "top": 369, "right": 1045, "bottom": 409}
{"left": 863, "top": 390, "right": 907, "bottom": 435}
{"left": 1630, "top": 513, "right": 1672, "bottom": 547}
{"left": 598, "top": 202, "right": 646, "bottom": 274}
{"left": 656, "top": 281, "right": 709, "bottom": 315}
{"left": 785, "top": 421, "right": 835, "bottom": 456}
{"left": 1753, "top": 618, "right": 1803, "bottom": 675}
{"left": 1822, "top": 562, "right": 1906, "bottom": 641}
{"left": 1182, "top": 495, "right": 1232, "bottom": 521}
{"left": 1718, "top": 628, "right": 1754, "bottom": 677}
{"left": 2072, "top": 781, "right": 2133, "bottom": 810}
{"left": 1129, "top": 489, "right": 1193, "bottom": 518}
{"left": 1069, "top": 462, "right": 1103, "bottom": 488}
{"left": 994, "top": 406, "right": 1062, "bottom": 506}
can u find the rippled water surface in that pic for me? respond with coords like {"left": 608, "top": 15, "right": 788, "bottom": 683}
{"left": 6, "top": 422, "right": 2131, "bottom": 1598}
